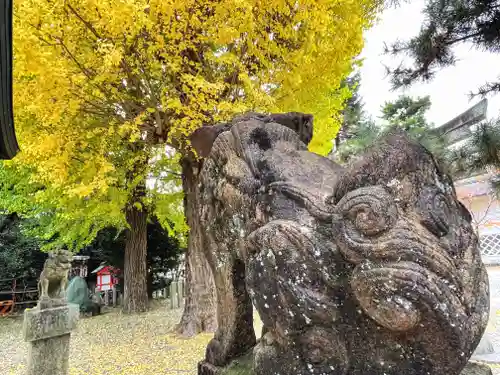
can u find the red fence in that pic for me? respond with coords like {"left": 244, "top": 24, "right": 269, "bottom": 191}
{"left": 0, "top": 277, "right": 38, "bottom": 315}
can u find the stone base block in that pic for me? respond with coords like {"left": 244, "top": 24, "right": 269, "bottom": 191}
{"left": 23, "top": 303, "right": 79, "bottom": 342}
{"left": 199, "top": 352, "right": 254, "bottom": 375}
{"left": 461, "top": 362, "right": 492, "bottom": 375}
{"left": 37, "top": 297, "right": 67, "bottom": 310}
{"left": 198, "top": 361, "right": 221, "bottom": 375}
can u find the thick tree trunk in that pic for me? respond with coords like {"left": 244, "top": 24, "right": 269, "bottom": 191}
{"left": 176, "top": 157, "right": 217, "bottom": 336}
{"left": 122, "top": 202, "right": 149, "bottom": 313}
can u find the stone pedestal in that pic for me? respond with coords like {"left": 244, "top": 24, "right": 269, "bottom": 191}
{"left": 177, "top": 280, "right": 184, "bottom": 307}
{"left": 198, "top": 361, "right": 221, "bottom": 375}
{"left": 461, "top": 362, "right": 492, "bottom": 375}
{"left": 23, "top": 301, "right": 79, "bottom": 375}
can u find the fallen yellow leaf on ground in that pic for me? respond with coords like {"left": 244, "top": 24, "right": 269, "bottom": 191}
{"left": 0, "top": 300, "right": 264, "bottom": 375}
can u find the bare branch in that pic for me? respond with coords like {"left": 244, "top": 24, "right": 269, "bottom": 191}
{"left": 479, "top": 191, "right": 495, "bottom": 224}
{"left": 470, "top": 81, "right": 500, "bottom": 98}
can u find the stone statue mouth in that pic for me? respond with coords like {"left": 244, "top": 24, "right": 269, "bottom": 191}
{"left": 350, "top": 255, "right": 468, "bottom": 335}
{"left": 337, "top": 213, "right": 470, "bottom": 335}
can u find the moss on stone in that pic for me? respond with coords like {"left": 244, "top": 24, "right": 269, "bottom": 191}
{"left": 220, "top": 351, "right": 255, "bottom": 375}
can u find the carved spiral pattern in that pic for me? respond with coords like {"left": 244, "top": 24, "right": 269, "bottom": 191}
{"left": 335, "top": 185, "right": 468, "bottom": 335}
{"left": 335, "top": 186, "right": 398, "bottom": 264}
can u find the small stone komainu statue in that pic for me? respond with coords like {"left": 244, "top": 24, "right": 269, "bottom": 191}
{"left": 38, "top": 249, "right": 73, "bottom": 303}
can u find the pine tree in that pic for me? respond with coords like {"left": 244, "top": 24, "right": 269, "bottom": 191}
{"left": 386, "top": 0, "right": 500, "bottom": 96}
{"left": 446, "top": 120, "right": 500, "bottom": 188}
{"left": 336, "top": 95, "right": 446, "bottom": 163}
{"left": 334, "top": 72, "right": 365, "bottom": 149}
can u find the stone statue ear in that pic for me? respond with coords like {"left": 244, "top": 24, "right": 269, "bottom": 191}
{"left": 189, "top": 127, "right": 219, "bottom": 158}
{"left": 268, "top": 112, "right": 313, "bottom": 145}
{"left": 189, "top": 123, "right": 232, "bottom": 158}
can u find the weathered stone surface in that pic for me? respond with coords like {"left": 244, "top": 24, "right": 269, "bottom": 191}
{"left": 192, "top": 112, "right": 490, "bottom": 375}
{"left": 27, "top": 333, "right": 71, "bottom": 375}
{"left": 461, "top": 362, "right": 493, "bottom": 375}
{"left": 37, "top": 296, "right": 67, "bottom": 310}
{"left": 24, "top": 249, "right": 78, "bottom": 375}
{"left": 201, "top": 357, "right": 493, "bottom": 375}
{"left": 23, "top": 303, "right": 79, "bottom": 342}
{"left": 37, "top": 249, "right": 72, "bottom": 300}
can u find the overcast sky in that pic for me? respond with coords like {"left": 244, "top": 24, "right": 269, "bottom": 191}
{"left": 358, "top": 1, "right": 500, "bottom": 127}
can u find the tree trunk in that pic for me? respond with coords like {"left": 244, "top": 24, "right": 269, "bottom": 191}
{"left": 176, "top": 157, "right": 217, "bottom": 336}
{"left": 122, "top": 201, "right": 149, "bottom": 313}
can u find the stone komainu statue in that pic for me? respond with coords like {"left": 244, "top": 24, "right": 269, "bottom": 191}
{"left": 38, "top": 249, "right": 73, "bottom": 300}
{"left": 192, "top": 113, "right": 489, "bottom": 375}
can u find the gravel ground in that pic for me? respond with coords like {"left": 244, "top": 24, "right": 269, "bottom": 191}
{"left": 485, "top": 361, "right": 499, "bottom": 375}
{"left": 0, "top": 299, "right": 496, "bottom": 374}
{"left": 0, "top": 300, "right": 265, "bottom": 375}
{"left": 472, "top": 267, "right": 500, "bottom": 374}
{"left": 0, "top": 301, "right": 210, "bottom": 375}
{"left": 477, "top": 307, "right": 500, "bottom": 374}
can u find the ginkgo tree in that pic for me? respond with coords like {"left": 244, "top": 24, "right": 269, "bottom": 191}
{"left": 5, "top": 0, "right": 381, "bottom": 315}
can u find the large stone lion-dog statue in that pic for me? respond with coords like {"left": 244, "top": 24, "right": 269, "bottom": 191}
{"left": 191, "top": 112, "right": 489, "bottom": 375}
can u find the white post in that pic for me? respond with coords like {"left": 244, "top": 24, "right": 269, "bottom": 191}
{"left": 177, "top": 279, "right": 184, "bottom": 307}
{"left": 170, "top": 281, "right": 179, "bottom": 309}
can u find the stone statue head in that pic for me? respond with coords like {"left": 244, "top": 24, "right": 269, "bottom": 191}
{"left": 327, "top": 131, "right": 489, "bottom": 373}
{"left": 45, "top": 249, "right": 72, "bottom": 270}
{"left": 193, "top": 115, "right": 489, "bottom": 375}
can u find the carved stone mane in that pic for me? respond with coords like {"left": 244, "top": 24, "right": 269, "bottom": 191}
{"left": 193, "top": 113, "right": 489, "bottom": 375}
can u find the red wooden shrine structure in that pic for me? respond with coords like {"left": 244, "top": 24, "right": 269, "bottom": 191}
{"left": 92, "top": 265, "right": 120, "bottom": 292}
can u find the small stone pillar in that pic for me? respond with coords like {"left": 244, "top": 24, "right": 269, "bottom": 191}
{"left": 23, "top": 300, "right": 80, "bottom": 375}
{"left": 170, "top": 281, "right": 179, "bottom": 309}
{"left": 177, "top": 280, "right": 184, "bottom": 307}
{"left": 23, "top": 299, "right": 79, "bottom": 375}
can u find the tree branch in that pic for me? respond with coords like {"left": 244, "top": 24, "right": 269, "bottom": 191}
{"left": 65, "top": 3, "right": 103, "bottom": 40}
{"left": 475, "top": 194, "right": 494, "bottom": 226}
{"left": 56, "top": 37, "right": 95, "bottom": 80}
